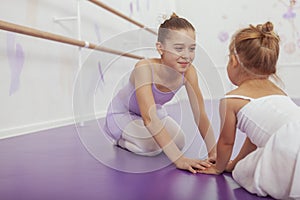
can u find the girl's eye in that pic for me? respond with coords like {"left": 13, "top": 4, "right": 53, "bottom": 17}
{"left": 189, "top": 47, "right": 196, "bottom": 52}
{"left": 175, "top": 47, "right": 183, "bottom": 52}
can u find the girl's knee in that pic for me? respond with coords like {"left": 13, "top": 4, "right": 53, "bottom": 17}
{"left": 174, "top": 132, "right": 185, "bottom": 150}
{"left": 162, "top": 116, "right": 185, "bottom": 149}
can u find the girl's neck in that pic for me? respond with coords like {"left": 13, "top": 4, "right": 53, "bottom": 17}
{"left": 238, "top": 77, "right": 269, "bottom": 87}
{"left": 158, "top": 59, "right": 183, "bottom": 81}
{"left": 236, "top": 77, "right": 287, "bottom": 97}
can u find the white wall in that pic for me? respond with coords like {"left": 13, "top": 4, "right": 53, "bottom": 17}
{"left": 1, "top": 0, "right": 299, "bottom": 139}
{"left": 175, "top": 0, "right": 300, "bottom": 98}
{"left": 0, "top": 0, "right": 176, "bottom": 138}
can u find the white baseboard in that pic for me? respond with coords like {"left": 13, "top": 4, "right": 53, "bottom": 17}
{"left": 1, "top": 97, "right": 299, "bottom": 140}
{"left": 0, "top": 111, "right": 106, "bottom": 140}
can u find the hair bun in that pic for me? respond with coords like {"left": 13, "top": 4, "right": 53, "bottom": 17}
{"left": 260, "top": 21, "right": 274, "bottom": 33}
{"left": 170, "top": 12, "right": 179, "bottom": 19}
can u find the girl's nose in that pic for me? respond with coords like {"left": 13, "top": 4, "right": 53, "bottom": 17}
{"left": 181, "top": 50, "right": 190, "bottom": 60}
{"left": 180, "top": 50, "right": 187, "bottom": 57}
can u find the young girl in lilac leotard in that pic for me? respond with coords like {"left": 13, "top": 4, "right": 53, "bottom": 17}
{"left": 104, "top": 13, "right": 217, "bottom": 174}
{"left": 199, "top": 22, "right": 300, "bottom": 199}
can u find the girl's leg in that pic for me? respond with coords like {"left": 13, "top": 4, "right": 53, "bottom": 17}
{"left": 118, "top": 116, "right": 185, "bottom": 156}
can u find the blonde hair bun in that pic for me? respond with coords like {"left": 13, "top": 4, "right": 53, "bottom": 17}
{"left": 170, "top": 12, "right": 179, "bottom": 19}
{"left": 257, "top": 21, "right": 274, "bottom": 34}
{"left": 262, "top": 21, "right": 274, "bottom": 33}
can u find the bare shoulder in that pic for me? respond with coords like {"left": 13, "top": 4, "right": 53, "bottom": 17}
{"left": 132, "top": 59, "right": 154, "bottom": 76}
{"left": 131, "top": 58, "right": 157, "bottom": 85}
{"left": 132, "top": 59, "right": 154, "bottom": 75}
{"left": 134, "top": 58, "right": 159, "bottom": 68}
{"left": 220, "top": 89, "right": 250, "bottom": 114}
{"left": 134, "top": 59, "right": 149, "bottom": 70}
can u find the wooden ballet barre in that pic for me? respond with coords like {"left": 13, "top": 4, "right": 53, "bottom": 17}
{"left": 0, "top": 20, "right": 144, "bottom": 60}
{"left": 88, "top": 0, "right": 157, "bottom": 35}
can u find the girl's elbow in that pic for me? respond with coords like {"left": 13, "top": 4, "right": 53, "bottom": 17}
{"left": 142, "top": 114, "right": 159, "bottom": 126}
{"left": 142, "top": 116, "right": 152, "bottom": 126}
{"left": 142, "top": 115, "right": 163, "bottom": 135}
{"left": 218, "top": 139, "right": 234, "bottom": 147}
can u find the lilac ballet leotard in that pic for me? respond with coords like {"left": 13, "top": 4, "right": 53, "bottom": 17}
{"left": 104, "top": 69, "right": 184, "bottom": 143}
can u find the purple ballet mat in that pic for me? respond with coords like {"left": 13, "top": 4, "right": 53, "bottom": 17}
{"left": 0, "top": 99, "right": 282, "bottom": 200}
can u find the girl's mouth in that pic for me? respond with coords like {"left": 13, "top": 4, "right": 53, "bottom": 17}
{"left": 178, "top": 62, "right": 189, "bottom": 67}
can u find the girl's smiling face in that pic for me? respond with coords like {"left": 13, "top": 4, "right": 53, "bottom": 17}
{"left": 157, "top": 28, "right": 196, "bottom": 73}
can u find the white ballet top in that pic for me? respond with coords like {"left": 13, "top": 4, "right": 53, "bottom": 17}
{"left": 223, "top": 94, "right": 300, "bottom": 147}
{"left": 226, "top": 94, "right": 300, "bottom": 199}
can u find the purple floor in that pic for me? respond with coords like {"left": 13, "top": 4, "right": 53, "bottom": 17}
{"left": 0, "top": 99, "right": 286, "bottom": 200}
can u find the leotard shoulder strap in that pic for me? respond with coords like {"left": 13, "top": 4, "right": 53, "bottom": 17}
{"left": 222, "top": 94, "right": 254, "bottom": 101}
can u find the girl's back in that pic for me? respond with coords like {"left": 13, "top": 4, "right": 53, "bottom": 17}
{"left": 233, "top": 94, "right": 300, "bottom": 147}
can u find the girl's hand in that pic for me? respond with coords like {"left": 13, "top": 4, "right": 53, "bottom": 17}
{"left": 225, "top": 160, "right": 235, "bottom": 172}
{"left": 197, "top": 164, "right": 222, "bottom": 175}
{"left": 174, "top": 156, "right": 211, "bottom": 174}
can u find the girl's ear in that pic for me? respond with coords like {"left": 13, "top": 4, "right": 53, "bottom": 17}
{"left": 156, "top": 42, "right": 164, "bottom": 56}
{"left": 231, "top": 54, "right": 238, "bottom": 68}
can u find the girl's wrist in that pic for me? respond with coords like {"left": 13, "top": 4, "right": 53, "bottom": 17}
{"left": 215, "top": 167, "right": 223, "bottom": 175}
{"left": 215, "top": 162, "right": 226, "bottom": 174}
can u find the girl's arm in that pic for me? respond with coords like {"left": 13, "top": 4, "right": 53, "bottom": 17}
{"left": 199, "top": 97, "right": 257, "bottom": 175}
{"left": 214, "top": 98, "right": 237, "bottom": 173}
{"left": 184, "top": 65, "right": 216, "bottom": 160}
{"left": 225, "top": 137, "right": 257, "bottom": 172}
{"left": 199, "top": 98, "right": 237, "bottom": 174}
{"left": 133, "top": 60, "right": 210, "bottom": 173}
{"left": 199, "top": 99, "right": 237, "bottom": 174}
